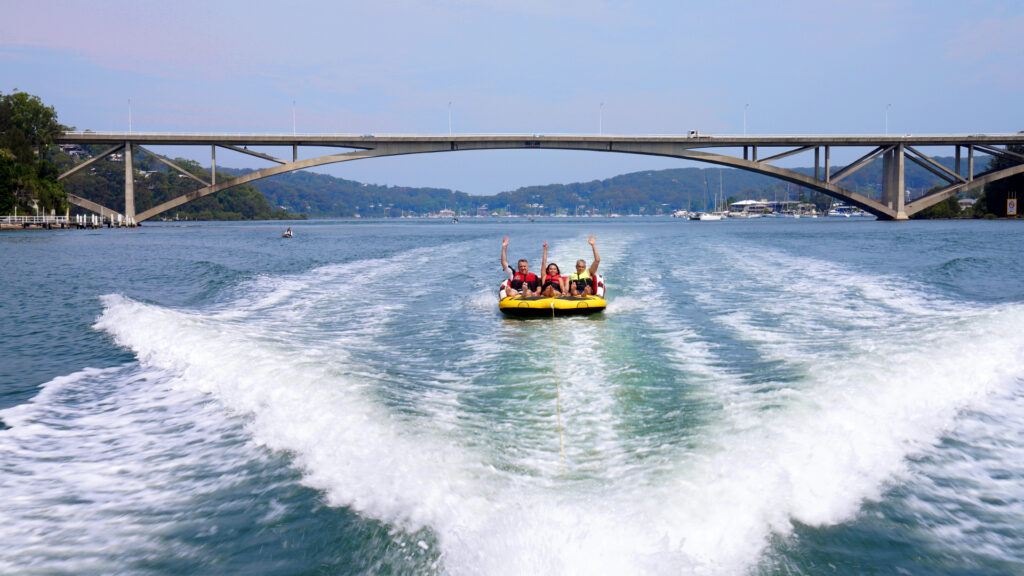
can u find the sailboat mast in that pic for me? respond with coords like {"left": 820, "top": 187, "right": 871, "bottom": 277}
{"left": 719, "top": 169, "right": 723, "bottom": 213}
{"left": 703, "top": 171, "right": 709, "bottom": 212}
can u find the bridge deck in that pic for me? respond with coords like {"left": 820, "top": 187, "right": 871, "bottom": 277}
{"left": 57, "top": 132, "right": 1024, "bottom": 147}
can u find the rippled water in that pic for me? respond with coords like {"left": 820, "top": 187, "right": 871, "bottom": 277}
{"left": 1, "top": 218, "right": 1022, "bottom": 575}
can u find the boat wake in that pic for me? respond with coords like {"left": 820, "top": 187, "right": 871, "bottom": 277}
{"left": 4, "top": 237, "right": 1023, "bottom": 575}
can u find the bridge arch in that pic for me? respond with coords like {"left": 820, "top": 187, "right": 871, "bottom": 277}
{"left": 55, "top": 133, "right": 1024, "bottom": 222}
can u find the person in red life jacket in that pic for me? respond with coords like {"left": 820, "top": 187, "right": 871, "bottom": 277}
{"left": 569, "top": 236, "right": 601, "bottom": 297}
{"left": 500, "top": 236, "right": 541, "bottom": 298}
{"left": 540, "top": 242, "right": 567, "bottom": 297}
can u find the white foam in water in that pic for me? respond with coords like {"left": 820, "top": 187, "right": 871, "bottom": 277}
{"left": 891, "top": 360, "right": 1024, "bottom": 565}
{"left": 583, "top": 237, "right": 1024, "bottom": 573}
{"left": 17, "top": 236, "right": 1020, "bottom": 575}
{"left": 644, "top": 244, "right": 1024, "bottom": 572}
{"left": 627, "top": 273, "right": 730, "bottom": 381}
{"left": 95, "top": 297, "right": 497, "bottom": 527}
{"left": 603, "top": 294, "right": 650, "bottom": 315}
{"left": 0, "top": 366, "right": 270, "bottom": 573}
{"left": 467, "top": 287, "right": 503, "bottom": 313}
{"left": 93, "top": 294, "right": 612, "bottom": 574}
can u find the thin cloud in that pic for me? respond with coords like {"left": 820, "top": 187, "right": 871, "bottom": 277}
{"left": 459, "top": 0, "right": 624, "bottom": 24}
{"left": 947, "top": 11, "right": 1024, "bottom": 61}
{"left": 946, "top": 11, "right": 1024, "bottom": 88}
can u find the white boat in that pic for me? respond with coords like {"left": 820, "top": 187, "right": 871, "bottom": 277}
{"left": 696, "top": 172, "right": 725, "bottom": 221}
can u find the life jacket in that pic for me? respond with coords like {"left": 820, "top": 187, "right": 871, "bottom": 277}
{"left": 569, "top": 270, "right": 593, "bottom": 292}
{"left": 511, "top": 270, "right": 539, "bottom": 290}
{"left": 543, "top": 274, "right": 563, "bottom": 290}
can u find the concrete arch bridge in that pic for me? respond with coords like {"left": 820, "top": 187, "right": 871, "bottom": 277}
{"left": 55, "top": 132, "right": 1024, "bottom": 222}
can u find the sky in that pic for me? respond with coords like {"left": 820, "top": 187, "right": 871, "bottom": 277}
{"left": 2, "top": 0, "right": 1022, "bottom": 195}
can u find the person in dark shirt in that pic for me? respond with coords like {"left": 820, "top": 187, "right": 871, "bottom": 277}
{"left": 500, "top": 236, "right": 541, "bottom": 298}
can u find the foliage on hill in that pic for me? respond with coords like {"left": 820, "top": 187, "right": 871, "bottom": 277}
{"left": 243, "top": 169, "right": 465, "bottom": 218}
{"left": 57, "top": 148, "right": 302, "bottom": 221}
{"left": 3, "top": 92, "right": 295, "bottom": 221}
{"left": 975, "top": 137, "right": 1024, "bottom": 218}
{"left": 0, "top": 91, "right": 70, "bottom": 215}
{"left": 245, "top": 154, "right": 979, "bottom": 217}
{"left": 910, "top": 194, "right": 963, "bottom": 219}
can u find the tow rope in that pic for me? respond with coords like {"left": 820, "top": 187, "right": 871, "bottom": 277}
{"left": 552, "top": 301, "right": 565, "bottom": 473}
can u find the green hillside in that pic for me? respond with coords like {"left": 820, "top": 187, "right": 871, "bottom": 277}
{"left": 55, "top": 146, "right": 302, "bottom": 220}
{"left": 56, "top": 148, "right": 987, "bottom": 219}
{"left": 248, "top": 155, "right": 982, "bottom": 217}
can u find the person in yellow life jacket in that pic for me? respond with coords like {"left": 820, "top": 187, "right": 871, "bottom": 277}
{"left": 569, "top": 235, "right": 600, "bottom": 297}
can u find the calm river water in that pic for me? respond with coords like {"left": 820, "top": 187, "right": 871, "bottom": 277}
{"left": 1, "top": 217, "right": 1023, "bottom": 575}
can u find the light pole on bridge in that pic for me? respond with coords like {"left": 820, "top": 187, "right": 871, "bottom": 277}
{"left": 885, "top": 103, "right": 891, "bottom": 136}
{"left": 744, "top": 103, "right": 749, "bottom": 136}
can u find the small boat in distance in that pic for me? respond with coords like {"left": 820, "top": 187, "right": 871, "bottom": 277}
{"left": 283, "top": 227, "right": 293, "bottom": 238}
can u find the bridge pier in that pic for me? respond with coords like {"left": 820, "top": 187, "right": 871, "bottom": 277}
{"left": 882, "top": 144, "right": 907, "bottom": 220}
{"left": 124, "top": 141, "right": 136, "bottom": 225}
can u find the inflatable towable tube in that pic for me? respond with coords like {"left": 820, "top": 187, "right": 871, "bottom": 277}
{"left": 498, "top": 274, "right": 606, "bottom": 317}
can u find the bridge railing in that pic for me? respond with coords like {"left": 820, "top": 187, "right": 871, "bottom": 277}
{"left": 60, "top": 131, "right": 1024, "bottom": 139}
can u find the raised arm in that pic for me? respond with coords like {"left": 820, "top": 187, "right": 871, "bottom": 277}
{"left": 587, "top": 236, "right": 600, "bottom": 275}
{"left": 541, "top": 242, "right": 548, "bottom": 279}
{"left": 501, "top": 236, "right": 510, "bottom": 272}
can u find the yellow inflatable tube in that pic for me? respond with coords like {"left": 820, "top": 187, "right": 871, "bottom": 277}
{"left": 498, "top": 294, "right": 606, "bottom": 317}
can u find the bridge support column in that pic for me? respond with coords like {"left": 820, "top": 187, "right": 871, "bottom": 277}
{"left": 882, "top": 144, "right": 907, "bottom": 220}
{"left": 124, "top": 142, "right": 135, "bottom": 225}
